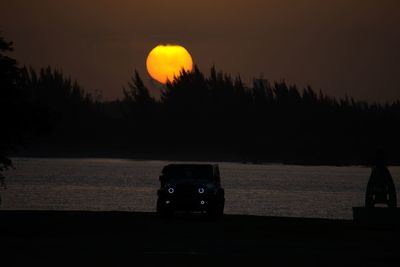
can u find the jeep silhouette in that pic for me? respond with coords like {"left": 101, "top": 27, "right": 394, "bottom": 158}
{"left": 156, "top": 164, "right": 225, "bottom": 217}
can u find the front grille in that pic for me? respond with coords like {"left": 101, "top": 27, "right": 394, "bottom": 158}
{"left": 175, "top": 184, "right": 197, "bottom": 196}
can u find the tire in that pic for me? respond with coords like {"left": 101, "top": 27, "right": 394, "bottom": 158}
{"left": 157, "top": 197, "right": 173, "bottom": 218}
{"left": 207, "top": 202, "right": 224, "bottom": 218}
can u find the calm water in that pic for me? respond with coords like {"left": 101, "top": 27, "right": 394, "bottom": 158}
{"left": 1, "top": 158, "right": 399, "bottom": 219}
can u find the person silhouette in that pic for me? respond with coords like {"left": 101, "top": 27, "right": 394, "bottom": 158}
{"left": 365, "top": 148, "right": 397, "bottom": 208}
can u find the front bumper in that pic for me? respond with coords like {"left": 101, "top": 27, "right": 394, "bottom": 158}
{"left": 159, "top": 194, "right": 219, "bottom": 211}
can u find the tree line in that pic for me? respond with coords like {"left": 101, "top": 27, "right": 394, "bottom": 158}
{"left": 2, "top": 35, "right": 400, "bottom": 166}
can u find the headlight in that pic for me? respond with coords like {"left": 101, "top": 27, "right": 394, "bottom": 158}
{"left": 168, "top": 187, "right": 174, "bottom": 194}
{"left": 198, "top": 187, "right": 205, "bottom": 194}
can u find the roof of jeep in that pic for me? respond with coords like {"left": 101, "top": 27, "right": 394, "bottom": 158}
{"left": 161, "top": 164, "right": 218, "bottom": 175}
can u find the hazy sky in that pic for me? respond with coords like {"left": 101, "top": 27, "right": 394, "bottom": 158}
{"left": 1, "top": 0, "right": 399, "bottom": 101}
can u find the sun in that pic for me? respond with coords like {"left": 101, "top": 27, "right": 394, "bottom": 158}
{"left": 146, "top": 44, "right": 193, "bottom": 84}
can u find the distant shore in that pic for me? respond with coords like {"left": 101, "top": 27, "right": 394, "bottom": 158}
{"left": 11, "top": 148, "right": 380, "bottom": 166}
{"left": 1, "top": 210, "right": 399, "bottom": 266}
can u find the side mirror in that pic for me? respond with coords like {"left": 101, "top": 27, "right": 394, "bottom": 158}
{"left": 159, "top": 175, "right": 166, "bottom": 187}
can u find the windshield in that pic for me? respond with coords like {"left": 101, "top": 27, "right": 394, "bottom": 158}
{"left": 162, "top": 165, "right": 214, "bottom": 182}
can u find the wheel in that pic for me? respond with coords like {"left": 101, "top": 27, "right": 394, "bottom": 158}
{"left": 207, "top": 202, "right": 224, "bottom": 218}
{"left": 157, "top": 197, "right": 174, "bottom": 218}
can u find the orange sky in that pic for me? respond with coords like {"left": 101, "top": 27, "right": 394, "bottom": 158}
{"left": 1, "top": 0, "right": 399, "bottom": 101}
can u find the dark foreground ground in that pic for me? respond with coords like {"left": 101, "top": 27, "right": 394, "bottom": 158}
{"left": 0, "top": 211, "right": 399, "bottom": 266}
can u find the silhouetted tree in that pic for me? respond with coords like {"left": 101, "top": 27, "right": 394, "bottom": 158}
{"left": 0, "top": 36, "right": 24, "bottom": 168}
{"left": 5, "top": 35, "right": 400, "bottom": 164}
{"left": 123, "top": 70, "right": 155, "bottom": 116}
{"left": 121, "top": 70, "right": 158, "bottom": 150}
{"left": 19, "top": 66, "right": 92, "bottom": 116}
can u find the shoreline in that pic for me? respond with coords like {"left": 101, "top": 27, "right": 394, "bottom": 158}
{"left": 9, "top": 153, "right": 376, "bottom": 167}
{"left": 8, "top": 143, "right": 384, "bottom": 166}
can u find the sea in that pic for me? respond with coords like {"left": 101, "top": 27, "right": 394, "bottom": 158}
{"left": 1, "top": 157, "right": 399, "bottom": 219}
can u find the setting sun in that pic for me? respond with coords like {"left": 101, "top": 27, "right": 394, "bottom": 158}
{"left": 146, "top": 44, "right": 193, "bottom": 84}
